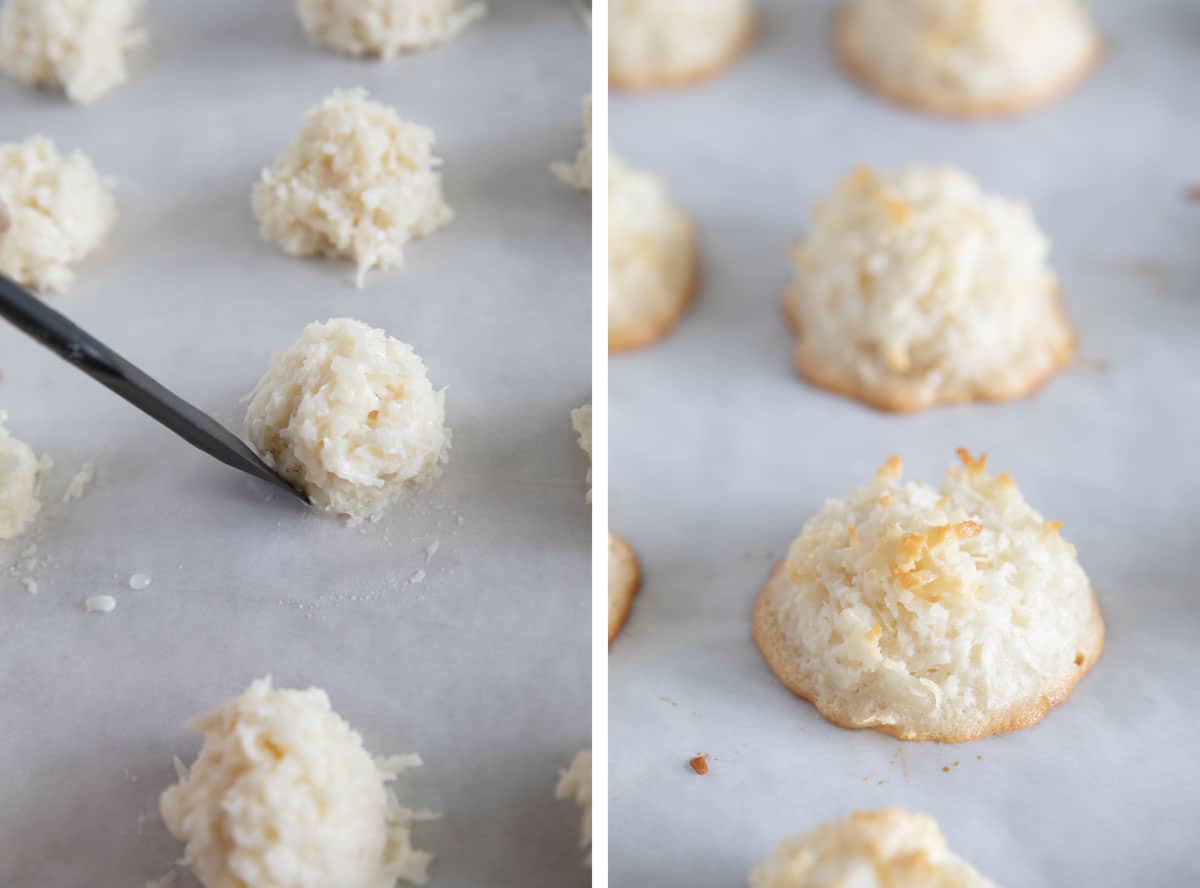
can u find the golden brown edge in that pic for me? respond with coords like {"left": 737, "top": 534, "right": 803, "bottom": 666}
{"left": 752, "top": 561, "right": 1106, "bottom": 743}
{"left": 779, "top": 285, "right": 1077, "bottom": 413}
{"left": 831, "top": 5, "right": 1104, "bottom": 120}
{"left": 608, "top": 533, "right": 642, "bottom": 646}
{"left": 609, "top": 11, "right": 759, "bottom": 93}
{"left": 608, "top": 219, "right": 701, "bottom": 355}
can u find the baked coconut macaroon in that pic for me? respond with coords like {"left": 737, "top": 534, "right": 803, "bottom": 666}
{"left": 609, "top": 532, "right": 640, "bottom": 645}
{"left": 297, "top": 0, "right": 486, "bottom": 57}
{"left": 835, "top": 0, "right": 1100, "bottom": 118}
{"left": 609, "top": 154, "right": 697, "bottom": 353}
{"left": 753, "top": 450, "right": 1104, "bottom": 742}
{"left": 783, "top": 165, "right": 1074, "bottom": 412}
{"left": 750, "top": 809, "right": 995, "bottom": 888}
{"left": 610, "top": 0, "right": 755, "bottom": 91}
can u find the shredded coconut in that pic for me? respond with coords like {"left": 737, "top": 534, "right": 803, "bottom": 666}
{"left": 253, "top": 89, "right": 452, "bottom": 287}
{"left": 0, "top": 0, "right": 145, "bottom": 103}
{"left": 0, "top": 412, "right": 50, "bottom": 540}
{"left": 85, "top": 594, "right": 117, "bottom": 613}
{"left": 553, "top": 97, "right": 592, "bottom": 192}
{"left": 246, "top": 318, "right": 450, "bottom": 523}
{"left": 160, "top": 677, "right": 431, "bottom": 888}
{"left": 297, "top": 0, "right": 485, "bottom": 57}
{"left": 63, "top": 460, "right": 95, "bottom": 502}
{"left": 571, "top": 404, "right": 592, "bottom": 502}
{"left": 556, "top": 750, "right": 592, "bottom": 866}
{"left": 0, "top": 137, "right": 117, "bottom": 294}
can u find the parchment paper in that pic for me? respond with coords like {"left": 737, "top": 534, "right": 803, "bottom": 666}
{"left": 610, "top": 1, "right": 1199, "bottom": 884}
{"left": 0, "top": 2, "right": 591, "bottom": 885}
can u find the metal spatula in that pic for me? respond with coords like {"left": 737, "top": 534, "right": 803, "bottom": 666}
{"left": 0, "top": 273, "right": 309, "bottom": 505}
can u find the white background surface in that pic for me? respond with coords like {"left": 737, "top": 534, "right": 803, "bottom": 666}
{"left": 0, "top": 2, "right": 591, "bottom": 886}
{"left": 610, "top": 1, "right": 1199, "bottom": 884}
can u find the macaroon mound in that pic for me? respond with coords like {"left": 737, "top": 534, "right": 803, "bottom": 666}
{"left": 609, "top": 154, "right": 697, "bottom": 353}
{"left": 571, "top": 403, "right": 592, "bottom": 501}
{"left": 553, "top": 96, "right": 592, "bottom": 193}
{"left": 245, "top": 318, "right": 450, "bottom": 523}
{"left": 0, "top": 0, "right": 145, "bottom": 104}
{"left": 609, "top": 0, "right": 755, "bottom": 91}
{"left": 0, "top": 137, "right": 117, "bottom": 294}
{"left": 750, "top": 809, "right": 995, "bottom": 888}
{"left": 160, "top": 677, "right": 431, "bottom": 888}
{"left": 784, "top": 165, "right": 1074, "bottom": 412}
{"left": 296, "top": 0, "right": 485, "bottom": 57}
{"left": 753, "top": 450, "right": 1104, "bottom": 742}
{"left": 253, "top": 89, "right": 452, "bottom": 287}
{"left": 608, "top": 532, "right": 640, "bottom": 644}
{"left": 836, "top": 0, "right": 1100, "bottom": 118}
{"left": 0, "top": 413, "right": 51, "bottom": 541}
{"left": 556, "top": 749, "right": 592, "bottom": 867}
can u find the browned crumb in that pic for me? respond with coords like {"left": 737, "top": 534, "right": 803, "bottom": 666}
{"left": 976, "top": 755, "right": 983, "bottom": 761}
{"left": 1075, "top": 653, "right": 1086, "bottom": 666}
{"left": 1186, "top": 184, "right": 1200, "bottom": 203}
{"left": 956, "top": 448, "right": 988, "bottom": 474}
{"left": 877, "top": 779, "right": 886, "bottom": 785}
{"left": 689, "top": 754, "right": 709, "bottom": 775}
{"left": 953, "top": 761, "right": 961, "bottom": 767}
{"left": 942, "top": 766, "right": 952, "bottom": 773}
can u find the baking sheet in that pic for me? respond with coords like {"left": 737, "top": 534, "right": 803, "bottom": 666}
{"left": 609, "top": 1, "right": 1200, "bottom": 884}
{"left": 0, "top": 3, "right": 591, "bottom": 885}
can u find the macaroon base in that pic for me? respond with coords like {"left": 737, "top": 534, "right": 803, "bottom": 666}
{"left": 609, "top": 533, "right": 642, "bottom": 645}
{"left": 609, "top": 14, "right": 757, "bottom": 92}
{"left": 609, "top": 221, "right": 700, "bottom": 355}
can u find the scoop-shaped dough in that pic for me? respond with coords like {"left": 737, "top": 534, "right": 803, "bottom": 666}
{"left": 161, "top": 677, "right": 430, "bottom": 888}
{"left": 245, "top": 318, "right": 450, "bottom": 522}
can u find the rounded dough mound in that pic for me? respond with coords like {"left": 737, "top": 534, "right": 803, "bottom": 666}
{"left": 160, "top": 677, "right": 431, "bottom": 888}
{"left": 608, "top": 532, "right": 640, "bottom": 644}
{"left": 0, "top": 413, "right": 50, "bottom": 541}
{"left": 610, "top": 0, "right": 755, "bottom": 90}
{"left": 556, "top": 749, "right": 592, "bottom": 866}
{"left": 553, "top": 96, "right": 592, "bottom": 193}
{"left": 0, "top": 137, "right": 117, "bottom": 294}
{"left": 753, "top": 450, "right": 1104, "bottom": 742}
{"left": 609, "top": 154, "right": 696, "bottom": 353}
{"left": 837, "top": 0, "right": 1099, "bottom": 117}
{"left": 297, "top": 0, "right": 485, "bottom": 57}
{"left": 245, "top": 318, "right": 450, "bottom": 523}
{"left": 784, "top": 166, "right": 1073, "bottom": 412}
{"left": 253, "top": 89, "right": 452, "bottom": 287}
{"left": 0, "top": 0, "right": 144, "bottom": 104}
{"left": 750, "top": 809, "right": 995, "bottom": 888}
{"left": 571, "top": 403, "right": 592, "bottom": 501}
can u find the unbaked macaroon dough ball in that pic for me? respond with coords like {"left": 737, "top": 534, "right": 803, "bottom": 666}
{"left": 753, "top": 450, "right": 1104, "bottom": 742}
{"left": 610, "top": 0, "right": 755, "bottom": 91}
{"left": 783, "top": 165, "right": 1073, "bottom": 412}
{"left": 552, "top": 97, "right": 592, "bottom": 193}
{"left": 0, "top": 136, "right": 117, "bottom": 294}
{"left": 245, "top": 318, "right": 450, "bottom": 523}
{"left": 297, "top": 0, "right": 485, "bottom": 57}
{"left": 556, "top": 749, "right": 592, "bottom": 866}
{"left": 609, "top": 154, "right": 697, "bottom": 353}
{"left": 0, "top": 413, "right": 51, "bottom": 541}
{"left": 160, "top": 677, "right": 431, "bottom": 888}
{"left": 0, "top": 0, "right": 145, "bottom": 104}
{"left": 836, "top": 0, "right": 1100, "bottom": 118}
{"left": 608, "top": 532, "right": 640, "bottom": 644}
{"left": 253, "top": 89, "right": 452, "bottom": 287}
{"left": 750, "top": 809, "right": 995, "bottom": 888}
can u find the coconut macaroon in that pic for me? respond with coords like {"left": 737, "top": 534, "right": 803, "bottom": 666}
{"left": 783, "top": 166, "right": 1074, "bottom": 412}
{"left": 161, "top": 677, "right": 431, "bottom": 888}
{"left": 552, "top": 97, "right": 592, "bottom": 193}
{"left": 610, "top": 0, "right": 755, "bottom": 91}
{"left": 556, "top": 749, "right": 592, "bottom": 866}
{"left": 0, "top": 414, "right": 51, "bottom": 541}
{"left": 609, "top": 155, "right": 697, "bottom": 353}
{"left": 296, "top": 0, "right": 485, "bottom": 57}
{"left": 245, "top": 318, "right": 450, "bottom": 523}
{"left": 836, "top": 0, "right": 1100, "bottom": 118}
{"left": 0, "top": 0, "right": 145, "bottom": 104}
{"left": 753, "top": 450, "right": 1104, "bottom": 742}
{"left": 609, "top": 532, "right": 640, "bottom": 644}
{"left": 571, "top": 403, "right": 592, "bottom": 501}
{"left": 750, "top": 809, "right": 995, "bottom": 888}
{"left": 253, "top": 89, "right": 452, "bottom": 287}
{"left": 0, "top": 137, "right": 117, "bottom": 295}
